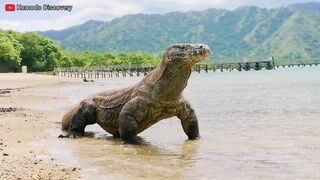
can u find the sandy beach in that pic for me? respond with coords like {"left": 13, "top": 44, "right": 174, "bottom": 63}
{"left": 0, "top": 73, "right": 81, "bottom": 179}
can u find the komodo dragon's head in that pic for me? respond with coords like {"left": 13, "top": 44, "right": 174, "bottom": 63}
{"left": 163, "top": 44, "right": 211, "bottom": 66}
{"left": 143, "top": 44, "right": 211, "bottom": 100}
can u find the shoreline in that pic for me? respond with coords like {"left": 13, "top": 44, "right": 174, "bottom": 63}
{"left": 0, "top": 73, "right": 83, "bottom": 179}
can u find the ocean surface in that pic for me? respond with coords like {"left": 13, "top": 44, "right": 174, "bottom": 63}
{"left": 39, "top": 67, "right": 320, "bottom": 180}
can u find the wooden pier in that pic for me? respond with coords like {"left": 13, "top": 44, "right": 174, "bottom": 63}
{"left": 275, "top": 62, "right": 319, "bottom": 68}
{"left": 193, "top": 59, "right": 275, "bottom": 73}
{"left": 53, "top": 57, "right": 318, "bottom": 79}
{"left": 54, "top": 64, "right": 157, "bottom": 79}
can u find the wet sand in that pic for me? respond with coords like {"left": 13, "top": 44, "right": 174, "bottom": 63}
{"left": 0, "top": 73, "right": 81, "bottom": 179}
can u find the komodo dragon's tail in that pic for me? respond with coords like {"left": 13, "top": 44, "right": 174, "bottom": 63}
{"left": 61, "top": 105, "right": 79, "bottom": 131}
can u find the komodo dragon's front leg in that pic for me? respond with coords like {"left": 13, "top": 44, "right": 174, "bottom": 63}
{"left": 119, "top": 97, "right": 147, "bottom": 144}
{"left": 178, "top": 100, "right": 200, "bottom": 140}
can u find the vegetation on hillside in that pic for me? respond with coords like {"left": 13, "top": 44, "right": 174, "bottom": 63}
{"left": 0, "top": 30, "right": 160, "bottom": 72}
{"left": 0, "top": 31, "right": 22, "bottom": 69}
{"left": 60, "top": 52, "right": 160, "bottom": 68}
{"left": 39, "top": 3, "right": 320, "bottom": 63}
{"left": 0, "top": 30, "right": 63, "bottom": 72}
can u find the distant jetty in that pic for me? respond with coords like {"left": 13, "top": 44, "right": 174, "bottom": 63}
{"left": 53, "top": 57, "right": 318, "bottom": 78}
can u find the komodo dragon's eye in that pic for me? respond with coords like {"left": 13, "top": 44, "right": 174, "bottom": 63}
{"left": 179, "top": 45, "right": 187, "bottom": 49}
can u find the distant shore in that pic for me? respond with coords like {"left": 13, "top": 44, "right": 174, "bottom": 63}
{"left": 0, "top": 73, "right": 81, "bottom": 179}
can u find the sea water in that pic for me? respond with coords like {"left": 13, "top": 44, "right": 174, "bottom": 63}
{"left": 39, "top": 67, "right": 320, "bottom": 179}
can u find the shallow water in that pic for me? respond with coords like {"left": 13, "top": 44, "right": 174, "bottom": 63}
{"left": 40, "top": 67, "right": 320, "bottom": 179}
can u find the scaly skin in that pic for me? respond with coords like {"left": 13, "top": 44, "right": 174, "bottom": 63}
{"left": 60, "top": 44, "right": 211, "bottom": 144}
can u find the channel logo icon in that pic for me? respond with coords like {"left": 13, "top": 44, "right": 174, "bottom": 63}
{"left": 5, "top": 4, "right": 16, "bottom": 11}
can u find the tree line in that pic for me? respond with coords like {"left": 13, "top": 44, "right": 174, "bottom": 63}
{"left": 0, "top": 30, "right": 160, "bottom": 72}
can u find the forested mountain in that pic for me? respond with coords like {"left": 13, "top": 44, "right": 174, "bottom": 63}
{"left": 38, "top": 2, "right": 320, "bottom": 62}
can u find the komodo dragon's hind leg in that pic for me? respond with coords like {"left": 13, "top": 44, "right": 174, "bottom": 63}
{"left": 62, "top": 99, "right": 97, "bottom": 138}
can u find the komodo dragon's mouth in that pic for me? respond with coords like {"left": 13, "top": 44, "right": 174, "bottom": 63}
{"left": 165, "top": 43, "right": 211, "bottom": 65}
{"left": 187, "top": 44, "right": 211, "bottom": 64}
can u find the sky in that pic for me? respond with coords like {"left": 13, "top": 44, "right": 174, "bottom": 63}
{"left": 0, "top": 0, "right": 319, "bottom": 32}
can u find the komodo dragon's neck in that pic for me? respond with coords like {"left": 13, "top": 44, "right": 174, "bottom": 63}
{"left": 135, "top": 60, "right": 192, "bottom": 102}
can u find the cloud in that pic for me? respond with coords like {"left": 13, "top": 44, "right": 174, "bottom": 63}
{"left": 0, "top": 0, "right": 319, "bottom": 31}
{"left": 0, "top": 0, "right": 143, "bottom": 31}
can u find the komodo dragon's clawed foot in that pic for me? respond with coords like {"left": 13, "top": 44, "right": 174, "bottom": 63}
{"left": 123, "top": 138, "right": 142, "bottom": 145}
{"left": 58, "top": 131, "right": 84, "bottom": 139}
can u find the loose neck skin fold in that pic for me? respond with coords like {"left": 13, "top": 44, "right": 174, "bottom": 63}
{"left": 138, "top": 58, "right": 193, "bottom": 102}
{"left": 156, "top": 63, "right": 192, "bottom": 101}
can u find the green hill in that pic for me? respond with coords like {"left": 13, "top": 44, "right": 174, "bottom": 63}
{"left": 38, "top": 3, "right": 320, "bottom": 62}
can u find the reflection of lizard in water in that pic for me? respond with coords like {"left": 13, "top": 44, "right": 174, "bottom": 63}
{"left": 85, "top": 138, "right": 200, "bottom": 179}
{"left": 60, "top": 44, "right": 211, "bottom": 144}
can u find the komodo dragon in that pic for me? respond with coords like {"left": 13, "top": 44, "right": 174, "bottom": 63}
{"left": 60, "top": 44, "right": 211, "bottom": 144}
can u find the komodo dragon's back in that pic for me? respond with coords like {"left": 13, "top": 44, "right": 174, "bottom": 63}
{"left": 91, "top": 86, "right": 135, "bottom": 109}
{"left": 61, "top": 86, "right": 135, "bottom": 131}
